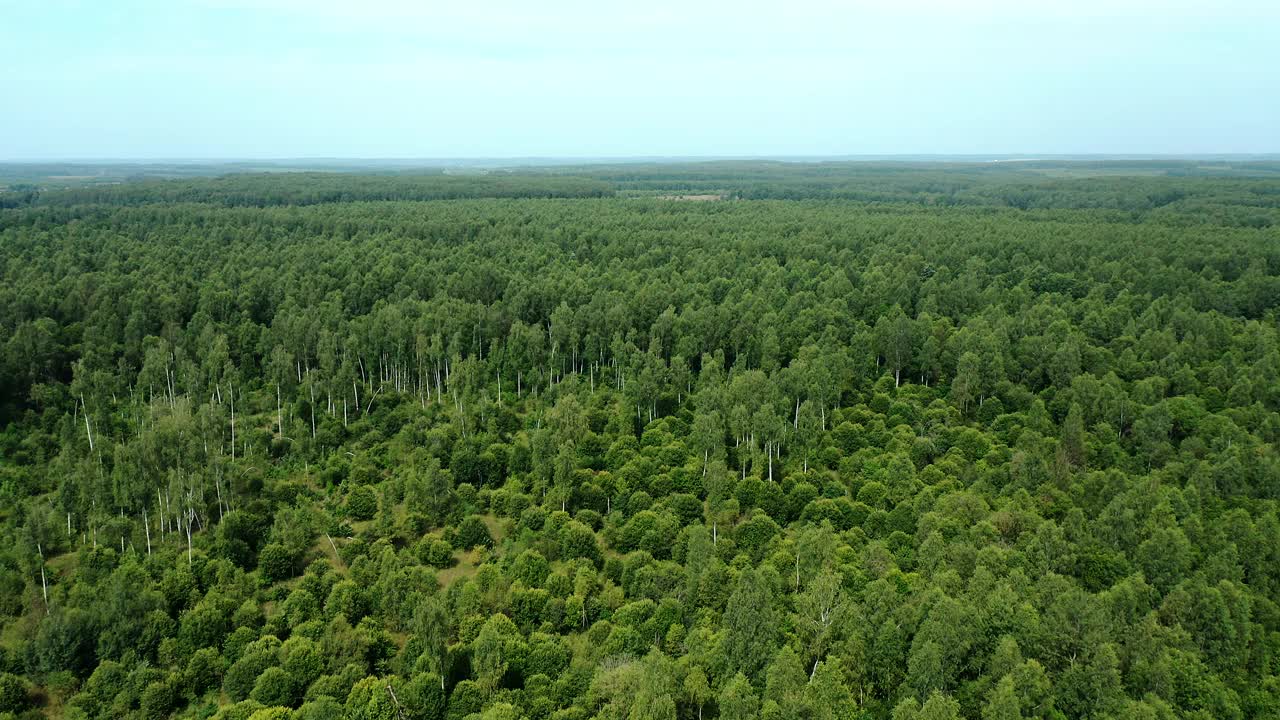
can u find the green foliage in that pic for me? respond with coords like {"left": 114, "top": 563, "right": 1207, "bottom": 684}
{"left": 345, "top": 676, "right": 400, "bottom": 720}
{"left": 559, "top": 521, "right": 602, "bottom": 565}
{"left": 259, "top": 543, "right": 298, "bottom": 584}
{"left": 185, "top": 647, "right": 225, "bottom": 696}
{"left": 455, "top": 516, "right": 492, "bottom": 550}
{"left": 140, "top": 678, "right": 178, "bottom": 720}
{"left": 347, "top": 485, "right": 379, "bottom": 521}
{"left": 250, "top": 666, "right": 297, "bottom": 708}
{"left": 718, "top": 673, "right": 759, "bottom": 720}
{"left": 225, "top": 643, "right": 279, "bottom": 702}
{"left": 722, "top": 568, "right": 778, "bottom": 681}
{"left": 0, "top": 673, "right": 28, "bottom": 713}
{"left": 1, "top": 165, "right": 1278, "bottom": 720}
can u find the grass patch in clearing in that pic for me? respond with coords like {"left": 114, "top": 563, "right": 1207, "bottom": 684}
{"left": 436, "top": 547, "right": 485, "bottom": 587}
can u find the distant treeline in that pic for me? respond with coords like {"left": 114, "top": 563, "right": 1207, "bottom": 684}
{"left": 5, "top": 173, "right": 614, "bottom": 208}
{"left": 4, "top": 162, "right": 1280, "bottom": 227}
{"left": 584, "top": 162, "right": 1280, "bottom": 227}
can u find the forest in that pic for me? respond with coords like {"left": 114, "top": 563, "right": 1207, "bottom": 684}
{"left": 1, "top": 161, "right": 1279, "bottom": 720}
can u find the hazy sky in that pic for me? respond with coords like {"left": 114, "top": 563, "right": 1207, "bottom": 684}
{"left": 2, "top": 0, "right": 1277, "bottom": 159}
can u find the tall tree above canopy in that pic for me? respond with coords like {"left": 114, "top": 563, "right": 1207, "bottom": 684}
{"left": 722, "top": 567, "right": 778, "bottom": 681}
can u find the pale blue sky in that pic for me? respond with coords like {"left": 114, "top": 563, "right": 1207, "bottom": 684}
{"left": 2, "top": 0, "right": 1277, "bottom": 159}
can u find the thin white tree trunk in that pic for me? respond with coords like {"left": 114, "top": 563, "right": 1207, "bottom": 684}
{"left": 81, "top": 395, "right": 94, "bottom": 452}
{"left": 229, "top": 384, "right": 236, "bottom": 461}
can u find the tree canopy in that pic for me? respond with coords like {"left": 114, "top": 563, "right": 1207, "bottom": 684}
{"left": 1, "top": 162, "right": 1279, "bottom": 719}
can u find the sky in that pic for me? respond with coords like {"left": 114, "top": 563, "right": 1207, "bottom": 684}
{"left": 1, "top": 0, "right": 1277, "bottom": 159}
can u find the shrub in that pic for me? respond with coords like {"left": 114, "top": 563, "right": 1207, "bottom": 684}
{"left": 140, "top": 679, "right": 177, "bottom": 720}
{"left": 250, "top": 666, "right": 298, "bottom": 708}
{"left": 446, "top": 680, "right": 484, "bottom": 720}
{"left": 259, "top": 543, "right": 297, "bottom": 583}
{"left": 185, "top": 647, "right": 225, "bottom": 696}
{"left": 425, "top": 539, "right": 454, "bottom": 568}
{"left": 512, "top": 550, "right": 549, "bottom": 587}
{"left": 0, "top": 672, "right": 29, "bottom": 712}
{"left": 559, "top": 521, "right": 601, "bottom": 565}
{"left": 346, "top": 485, "right": 378, "bottom": 521}
{"left": 225, "top": 649, "right": 277, "bottom": 701}
{"left": 455, "top": 516, "right": 492, "bottom": 549}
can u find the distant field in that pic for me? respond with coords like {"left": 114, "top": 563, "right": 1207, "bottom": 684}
{"left": 654, "top": 193, "right": 725, "bottom": 201}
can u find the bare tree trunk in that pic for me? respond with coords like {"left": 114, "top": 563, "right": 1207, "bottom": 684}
{"left": 167, "top": 361, "right": 176, "bottom": 405}
{"left": 309, "top": 372, "right": 317, "bottom": 439}
{"left": 326, "top": 534, "right": 343, "bottom": 567}
{"left": 385, "top": 684, "right": 407, "bottom": 720}
{"left": 81, "top": 395, "right": 94, "bottom": 452}
{"left": 39, "top": 551, "right": 48, "bottom": 614}
{"left": 229, "top": 384, "right": 235, "bottom": 461}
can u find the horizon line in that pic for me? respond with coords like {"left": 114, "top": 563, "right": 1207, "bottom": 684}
{"left": 5, "top": 152, "right": 1280, "bottom": 165}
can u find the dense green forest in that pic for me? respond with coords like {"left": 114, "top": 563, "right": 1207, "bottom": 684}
{"left": 1, "top": 163, "right": 1280, "bottom": 720}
